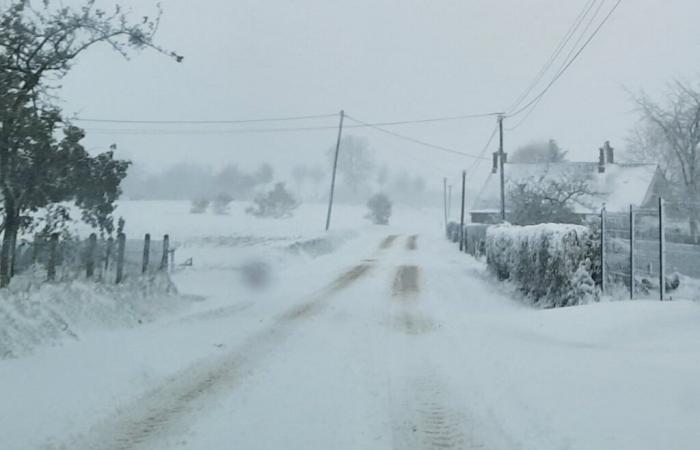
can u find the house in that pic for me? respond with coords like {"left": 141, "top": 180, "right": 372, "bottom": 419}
{"left": 470, "top": 142, "right": 668, "bottom": 224}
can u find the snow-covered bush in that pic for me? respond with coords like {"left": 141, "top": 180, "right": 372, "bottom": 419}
{"left": 365, "top": 193, "right": 392, "bottom": 225}
{"left": 190, "top": 197, "right": 209, "bottom": 214}
{"left": 246, "top": 182, "right": 299, "bottom": 218}
{"left": 212, "top": 192, "right": 233, "bottom": 215}
{"left": 485, "top": 223, "right": 599, "bottom": 307}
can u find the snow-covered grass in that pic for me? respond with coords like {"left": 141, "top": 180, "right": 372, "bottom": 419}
{"left": 0, "top": 272, "right": 187, "bottom": 359}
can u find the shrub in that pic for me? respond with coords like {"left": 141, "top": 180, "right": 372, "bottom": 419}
{"left": 212, "top": 193, "right": 234, "bottom": 215}
{"left": 190, "top": 198, "right": 209, "bottom": 214}
{"left": 485, "top": 223, "right": 599, "bottom": 307}
{"left": 246, "top": 182, "right": 299, "bottom": 218}
{"left": 365, "top": 193, "right": 392, "bottom": 225}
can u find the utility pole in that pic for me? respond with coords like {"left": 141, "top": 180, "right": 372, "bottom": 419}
{"left": 443, "top": 177, "right": 448, "bottom": 232}
{"left": 459, "top": 170, "right": 466, "bottom": 252}
{"left": 448, "top": 185, "right": 453, "bottom": 218}
{"left": 325, "top": 110, "right": 345, "bottom": 231}
{"left": 498, "top": 114, "right": 506, "bottom": 222}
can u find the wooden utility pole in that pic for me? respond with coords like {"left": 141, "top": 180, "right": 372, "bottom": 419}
{"left": 325, "top": 110, "right": 345, "bottom": 231}
{"left": 498, "top": 114, "right": 506, "bottom": 222}
{"left": 448, "top": 185, "right": 453, "bottom": 219}
{"left": 443, "top": 177, "right": 448, "bottom": 232}
{"left": 459, "top": 170, "right": 466, "bottom": 252}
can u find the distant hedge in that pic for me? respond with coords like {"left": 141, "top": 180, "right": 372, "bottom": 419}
{"left": 485, "top": 223, "right": 599, "bottom": 307}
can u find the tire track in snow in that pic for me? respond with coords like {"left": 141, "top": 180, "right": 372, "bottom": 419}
{"left": 388, "top": 262, "right": 482, "bottom": 449}
{"left": 392, "top": 370, "right": 485, "bottom": 450}
{"left": 57, "top": 260, "right": 377, "bottom": 450}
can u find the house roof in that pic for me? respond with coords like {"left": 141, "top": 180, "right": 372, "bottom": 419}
{"left": 471, "top": 162, "right": 660, "bottom": 214}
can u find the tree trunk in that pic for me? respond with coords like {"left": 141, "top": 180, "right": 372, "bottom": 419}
{"left": 0, "top": 201, "right": 18, "bottom": 288}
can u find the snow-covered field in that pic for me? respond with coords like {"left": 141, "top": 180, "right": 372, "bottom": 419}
{"left": 1, "top": 201, "right": 700, "bottom": 450}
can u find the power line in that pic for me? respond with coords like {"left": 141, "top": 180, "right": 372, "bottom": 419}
{"left": 72, "top": 111, "right": 501, "bottom": 127}
{"left": 507, "top": 0, "right": 598, "bottom": 113}
{"left": 507, "top": 0, "right": 623, "bottom": 119}
{"left": 466, "top": 122, "right": 499, "bottom": 176}
{"left": 344, "top": 114, "right": 491, "bottom": 160}
{"left": 70, "top": 113, "right": 339, "bottom": 125}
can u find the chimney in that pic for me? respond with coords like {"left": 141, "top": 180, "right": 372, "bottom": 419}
{"left": 598, "top": 146, "right": 606, "bottom": 173}
{"left": 604, "top": 141, "right": 614, "bottom": 164}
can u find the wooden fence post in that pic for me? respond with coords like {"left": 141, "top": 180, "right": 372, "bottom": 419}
{"left": 86, "top": 233, "right": 97, "bottom": 279}
{"left": 105, "top": 237, "right": 114, "bottom": 270}
{"left": 160, "top": 234, "right": 169, "bottom": 271}
{"left": 116, "top": 232, "right": 126, "bottom": 284}
{"left": 47, "top": 233, "right": 59, "bottom": 281}
{"left": 142, "top": 233, "right": 151, "bottom": 274}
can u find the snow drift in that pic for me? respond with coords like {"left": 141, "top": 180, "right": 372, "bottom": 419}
{"left": 0, "top": 273, "right": 190, "bottom": 359}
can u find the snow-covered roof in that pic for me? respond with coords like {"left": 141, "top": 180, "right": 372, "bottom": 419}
{"left": 471, "top": 162, "right": 660, "bottom": 214}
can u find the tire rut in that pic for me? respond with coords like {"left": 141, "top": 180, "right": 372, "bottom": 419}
{"left": 59, "top": 261, "right": 375, "bottom": 450}
{"left": 392, "top": 265, "right": 420, "bottom": 297}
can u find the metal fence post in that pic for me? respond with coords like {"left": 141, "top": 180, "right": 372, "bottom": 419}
{"left": 116, "top": 232, "right": 126, "bottom": 284}
{"left": 659, "top": 197, "right": 665, "bottom": 301}
{"left": 601, "top": 204, "right": 607, "bottom": 295}
{"left": 629, "top": 205, "right": 635, "bottom": 299}
{"left": 142, "top": 233, "right": 151, "bottom": 274}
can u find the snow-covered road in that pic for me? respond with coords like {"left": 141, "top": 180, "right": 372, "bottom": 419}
{"left": 3, "top": 228, "right": 700, "bottom": 450}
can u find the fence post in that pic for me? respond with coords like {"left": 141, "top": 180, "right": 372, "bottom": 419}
{"left": 160, "top": 234, "right": 169, "bottom": 271}
{"left": 600, "top": 204, "right": 606, "bottom": 295}
{"left": 86, "top": 233, "right": 97, "bottom": 279}
{"left": 629, "top": 205, "right": 635, "bottom": 299}
{"left": 459, "top": 170, "right": 466, "bottom": 251}
{"left": 659, "top": 197, "right": 665, "bottom": 301}
{"left": 116, "top": 232, "right": 126, "bottom": 284}
{"left": 105, "top": 237, "right": 114, "bottom": 270}
{"left": 47, "top": 233, "right": 59, "bottom": 281}
{"left": 142, "top": 233, "right": 151, "bottom": 274}
{"left": 32, "top": 234, "right": 41, "bottom": 264}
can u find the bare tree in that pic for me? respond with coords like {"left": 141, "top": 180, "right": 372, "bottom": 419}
{"left": 328, "top": 135, "right": 375, "bottom": 194}
{"left": 508, "top": 172, "right": 595, "bottom": 225}
{"left": 510, "top": 139, "right": 568, "bottom": 163}
{"left": 632, "top": 81, "right": 700, "bottom": 240}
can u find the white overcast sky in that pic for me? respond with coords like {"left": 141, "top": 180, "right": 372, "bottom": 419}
{"left": 45, "top": 0, "right": 700, "bottom": 189}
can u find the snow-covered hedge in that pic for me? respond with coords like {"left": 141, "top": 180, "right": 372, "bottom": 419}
{"left": 485, "top": 223, "right": 599, "bottom": 307}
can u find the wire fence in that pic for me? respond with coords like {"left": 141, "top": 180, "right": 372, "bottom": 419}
{"left": 447, "top": 197, "right": 700, "bottom": 301}
{"left": 602, "top": 199, "right": 700, "bottom": 299}
{"left": 11, "top": 233, "right": 173, "bottom": 284}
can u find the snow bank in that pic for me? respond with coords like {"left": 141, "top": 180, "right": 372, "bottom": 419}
{"left": 0, "top": 274, "right": 190, "bottom": 359}
{"left": 486, "top": 223, "right": 599, "bottom": 307}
